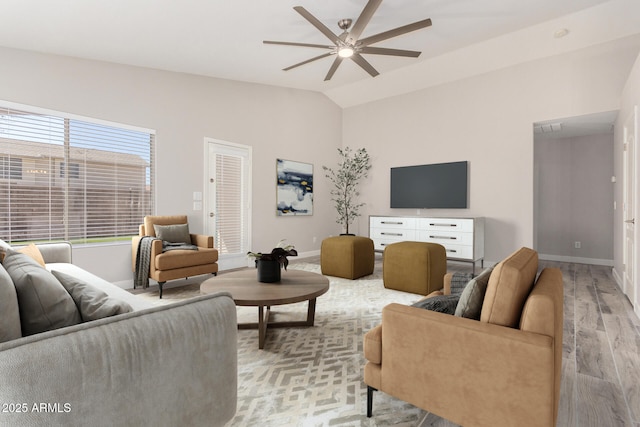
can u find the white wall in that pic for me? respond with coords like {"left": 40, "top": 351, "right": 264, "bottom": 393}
{"left": 0, "top": 47, "right": 342, "bottom": 283}
{"left": 2, "top": 35, "right": 639, "bottom": 282}
{"left": 343, "top": 37, "right": 640, "bottom": 263}
{"left": 534, "top": 133, "right": 614, "bottom": 264}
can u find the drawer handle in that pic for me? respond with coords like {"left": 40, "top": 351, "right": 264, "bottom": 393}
{"left": 381, "top": 221, "right": 403, "bottom": 225}
{"left": 447, "top": 249, "right": 458, "bottom": 253}
{"left": 430, "top": 223, "right": 457, "bottom": 227}
{"left": 429, "top": 235, "right": 457, "bottom": 240}
{"left": 381, "top": 232, "right": 403, "bottom": 236}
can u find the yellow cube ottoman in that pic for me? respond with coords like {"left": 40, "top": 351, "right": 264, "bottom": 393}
{"left": 321, "top": 235, "right": 375, "bottom": 279}
{"left": 383, "top": 241, "right": 447, "bottom": 295}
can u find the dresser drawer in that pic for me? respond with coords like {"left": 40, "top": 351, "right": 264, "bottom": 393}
{"left": 373, "top": 238, "right": 406, "bottom": 251}
{"left": 371, "top": 229, "right": 416, "bottom": 240}
{"left": 418, "top": 230, "right": 473, "bottom": 246}
{"left": 441, "top": 243, "right": 473, "bottom": 260}
{"left": 370, "top": 216, "right": 416, "bottom": 230}
{"left": 418, "top": 217, "right": 474, "bottom": 232}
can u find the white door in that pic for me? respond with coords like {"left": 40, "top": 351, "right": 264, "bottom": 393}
{"left": 206, "top": 139, "right": 252, "bottom": 270}
{"left": 623, "top": 106, "right": 637, "bottom": 314}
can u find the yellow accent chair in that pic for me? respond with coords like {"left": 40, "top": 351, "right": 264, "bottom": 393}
{"left": 132, "top": 215, "right": 218, "bottom": 298}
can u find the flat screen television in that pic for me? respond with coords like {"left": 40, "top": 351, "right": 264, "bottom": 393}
{"left": 390, "top": 161, "right": 468, "bottom": 209}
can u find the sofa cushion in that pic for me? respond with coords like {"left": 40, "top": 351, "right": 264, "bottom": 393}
{"left": 454, "top": 267, "right": 493, "bottom": 320}
{"left": 480, "top": 247, "right": 538, "bottom": 328}
{"left": 412, "top": 294, "right": 459, "bottom": 314}
{"left": 47, "top": 263, "right": 153, "bottom": 311}
{"left": 52, "top": 270, "right": 134, "bottom": 321}
{"left": 3, "top": 250, "right": 82, "bottom": 336}
{"left": 17, "top": 243, "right": 46, "bottom": 267}
{"left": 155, "top": 247, "right": 219, "bottom": 270}
{"left": 0, "top": 262, "right": 22, "bottom": 342}
{"left": 153, "top": 223, "right": 191, "bottom": 244}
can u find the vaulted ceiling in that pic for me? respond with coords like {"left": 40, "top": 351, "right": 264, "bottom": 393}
{"left": 0, "top": 0, "right": 639, "bottom": 107}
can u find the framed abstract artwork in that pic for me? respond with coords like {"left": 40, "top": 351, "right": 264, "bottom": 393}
{"left": 276, "top": 159, "right": 313, "bottom": 216}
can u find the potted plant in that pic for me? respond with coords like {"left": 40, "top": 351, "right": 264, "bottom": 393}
{"left": 323, "top": 147, "right": 372, "bottom": 235}
{"left": 247, "top": 240, "right": 298, "bottom": 283}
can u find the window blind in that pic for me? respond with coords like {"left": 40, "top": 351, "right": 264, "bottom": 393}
{"left": 0, "top": 104, "right": 155, "bottom": 245}
{"left": 215, "top": 153, "right": 244, "bottom": 254}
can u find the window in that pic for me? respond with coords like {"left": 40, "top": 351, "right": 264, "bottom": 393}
{"left": 59, "top": 162, "right": 80, "bottom": 179}
{"left": 0, "top": 156, "right": 22, "bottom": 180}
{"left": 0, "top": 103, "right": 155, "bottom": 245}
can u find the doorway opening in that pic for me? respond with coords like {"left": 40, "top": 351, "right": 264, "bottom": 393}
{"left": 533, "top": 111, "right": 616, "bottom": 266}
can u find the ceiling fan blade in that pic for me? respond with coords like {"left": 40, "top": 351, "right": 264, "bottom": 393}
{"left": 284, "top": 52, "right": 334, "bottom": 71}
{"left": 264, "top": 40, "right": 334, "bottom": 50}
{"left": 359, "top": 46, "right": 421, "bottom": 58}
{"left": 347, "top": 0, "right": 382, "bottom": 44}
{"left": 359, "top": 18, "right": 432, "bottom": 46}
{"left": 293, "top": 6, "right": 340, "bottom": 45}
{"left": 351, "top": 53, "right": 379, "bottom": 78}
{"left": 324, "top": 57, "right": 344, "bottom": 81}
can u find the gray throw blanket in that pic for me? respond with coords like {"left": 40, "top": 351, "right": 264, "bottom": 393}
{"left": 134, "top": 238, "right": 199, "bottom": 289}
{"left": 135, "top": 236, "right": 158, "bottom": 289}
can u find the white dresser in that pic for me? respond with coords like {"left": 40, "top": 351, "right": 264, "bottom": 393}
{"left": 369, "top": 216, "right": 485, "bottom": 271}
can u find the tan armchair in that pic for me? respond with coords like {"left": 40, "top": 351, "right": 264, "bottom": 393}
{"left": 364, "top": 247, "right": 563, "bottom": 427}
{"left": 132, "top": 215, "right": 219, "bottom": 298}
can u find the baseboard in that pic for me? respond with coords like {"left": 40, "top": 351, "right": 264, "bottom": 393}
{"left": 538, "top": 253, "right": 614, "bottom": 267}
{"left": 611, "top": 268, "right": 624, "bottom": 289}
{"left": 296, "top": 249, "right": 321, "bottom": 259}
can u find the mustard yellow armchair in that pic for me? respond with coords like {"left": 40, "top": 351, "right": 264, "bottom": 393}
{"left": 132, "top": 215, "right": 218, "bottom": 298}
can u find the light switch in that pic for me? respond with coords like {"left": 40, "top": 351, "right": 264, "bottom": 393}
{"left": 193, "top": 191, "right": 202, "bottom": 201}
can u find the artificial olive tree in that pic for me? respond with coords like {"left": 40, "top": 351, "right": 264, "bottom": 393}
{"left": 323, "top": 147, "right": 372, "bottom": 235}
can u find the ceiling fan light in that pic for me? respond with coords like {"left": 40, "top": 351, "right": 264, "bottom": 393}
{"left": 338, "top": 47, "right": 354, "bottom": 58}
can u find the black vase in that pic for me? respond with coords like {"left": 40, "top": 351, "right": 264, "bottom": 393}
{"left": 257, "top": 259, "right": 281, "bottom": 283}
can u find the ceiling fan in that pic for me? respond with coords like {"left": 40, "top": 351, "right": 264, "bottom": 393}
{"left": 263, "top": 0, "right": 432, "bottom": 81}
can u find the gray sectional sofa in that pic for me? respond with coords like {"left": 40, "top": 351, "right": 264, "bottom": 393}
{"left": 0, "top": 242, "right": 237, "bottom": 427}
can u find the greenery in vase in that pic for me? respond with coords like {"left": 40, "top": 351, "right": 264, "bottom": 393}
{"left": 323, "top": 147, "right": 372, "bottom": 235}
{"left": 247, "top": 240, "right": 298, "bottom": 270}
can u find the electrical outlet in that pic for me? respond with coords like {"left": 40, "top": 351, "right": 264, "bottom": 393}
{"left": 574, "top": 241, "right": 581, "bottom": 249}
{"left": 313, "top": 236, "right": 317, "bottom": 244}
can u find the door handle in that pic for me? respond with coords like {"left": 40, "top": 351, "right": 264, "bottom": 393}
{"left": 625, "top": 219, "right": 635, "bottom": 224}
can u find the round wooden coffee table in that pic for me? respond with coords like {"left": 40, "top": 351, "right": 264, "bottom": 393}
{"left": 200, "top": 268, "right": 329, "bottom": 349}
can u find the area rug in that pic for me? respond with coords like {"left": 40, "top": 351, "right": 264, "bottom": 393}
{"left": 134, "top": 261, "right": 448, "bottom": 426}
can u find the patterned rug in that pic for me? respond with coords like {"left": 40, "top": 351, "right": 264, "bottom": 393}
{"left": 133, "top": 261, "right": 446, "bottom": 426}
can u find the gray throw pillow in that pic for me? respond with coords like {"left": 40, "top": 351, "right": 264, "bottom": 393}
{"left": 412, "top": 294, "right": 459, "bottom": 314}
{"left": 0, "top": 262, "right": 22, "bottom": 342}
{"left": 449, "top": 272, "right": 474, "bottom": 296}
{"left": 454, "top": 267, "right": 494, "bottom": 319}
{"left": 153, "top": 223, "right": 191, "bottom": 244}
{"left": 52, "top": 270, "right": 133, "bottom": 322}
{"left": 3, "top": 250, "right": 81, "bottom": 336}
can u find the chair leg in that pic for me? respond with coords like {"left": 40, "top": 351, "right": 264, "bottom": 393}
{"left": 367, "top": 386, "right": 377, "bottom": 418}
{"left": 158, "top": 281, "right": 165, "bottom": 299}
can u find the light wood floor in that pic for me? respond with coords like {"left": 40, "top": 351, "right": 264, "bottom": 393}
{"left": 418, "top": 260, "right": 640, "bottom": 427}
{"left": 552, "top": 261, "right": 640, "bottom": 427}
